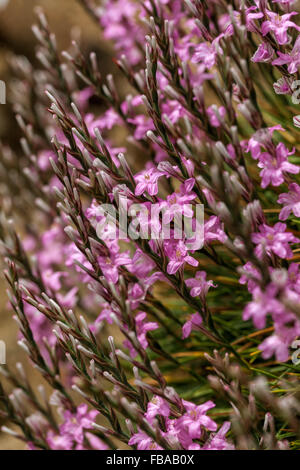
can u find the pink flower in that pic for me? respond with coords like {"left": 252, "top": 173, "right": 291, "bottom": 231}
{"left": 46, "top": 404, "right": 104, "bottom": 450}
{"left": 243, "top": 285, "right": 281, "bottom": 329}
{"left": 57, "top": 287, "right": 78, "bottom": 310}
{"left": 145, "top": 396, "right": 170, "bottom": 422}
{"left": 287, "top": 263, "right": 300, "bottom": 291}
{"left": 185, "top": 271, "right": 216, "bottom": 300}
{"left": 99, "top": 0, "right": 143, "bottom": 65}
{"left": 164, "top": 240, "right": 198, "bottom": 275}
{"left": 239, "top": 262, "right": 262, "bottom": 293}
{"left": 247, "top": 125, "right": 285, "bottom": 160}
{"left": 192, "top": 38, "right": 222, "bottom": 69}
{"left": 85, "top": 433, "right": 109, "bottom": 450}
{"left": 278, "top": 183, "right": 300, "bottom": 220}
{"left": 182, "top": 312, "right": 203, "bottom": 339}
{"left": 128, "top": 114, "right": 155, "bottom": 140}
{"left": 203, "top": 422, "right": 235, "bottom": 450}
{"left": 60, "top": 404, "right": 99, "bottom": 446}
{"left": 261, "top": 11, "right": 300, "bottom": 45}
{"left": 251, "top": 42, "right": 274, "bottom": 63}
{"left": 92, "top": 303, "right": 116, "bottom": 331}
{"left": 23, "top": 303, "right": 56, "bottom": 352}
{"left": 161, "top": 185, "right": 196, "bottom": 224}
{"left": 272, "top": 36, "right": 300, "bottom": 74}
{"left": 97, "top": 250, "right": 132, "bottom": 284}
{"left": 128, "top": 282, "right": 146, "bottom": 309}
{"left": 135, "top": 312, "right": 159, "bottom": 350}
{"left": 162, "top": 100, "right": 187, "bottom": 124}
{"left": 220, "top": 7, "right": 263, "bottom": 35}
{"left": 257, "top": 143, "right": 299, "bottom": 188}
{"left": 207, "top": 105, "right": 226, "bottom": 127}
{"left": 176, "top": 400, "right": 217, "bottom": 440}
{"left": 252, "top": 222, "right": 299, "bottom": 259}
{"left": 130, "top": 249, "right": 155, "bottom": 278}
{"left": 125, "top": 312, "right": 159, "bottom": 358}
{"left": 204, "top": 216, "right": 227, "bottom": 244}
{"left": 259, "top": 334, "right": 290, "bottom": 362}
{"left": 128, "top": 431, "right": 163, "bottom": 450}
{"left": 42, "top": 270, "right": 65, "bottom": 291}
{"left": 86, "top": 109, "right": 121, "bottom": 132}
{"left": 47, "top": 431, "right": 74, "bottom": 450}
{"left": 134, "top": 166, "right": 163, "bottom": 196}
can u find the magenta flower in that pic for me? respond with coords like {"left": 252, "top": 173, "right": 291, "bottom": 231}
{"left": 128, "top": 282, "right": 146, "bottom": 309}
{"left": 60, "top": 404, "right": 99, "bottom": 446}
{"left": 47, "top": 429, "right": 108, "bottom": 451}
{"left": 252, "top": 222, "right": 299, "bottom": 259}
{"left": 272, "top": 36, "right": 300, "bottom": 74}
{"left": 203, "top": 422, "right": 235, "bottom": 450}
{"left": 207, "top": 105, "right": 226, "bottom": 127}
{"left": 243, "top": 285, "right": 281, "bottom": 329}
{"left": 220, "top": 7, "right": 263, "bottom": 35}
{"left": 239, "top": 261, "right": 262, "bottom": 293}
{"left": 164, "top": 240, "right": 198, "bottom": 275}
{"left": 130, "top": 248, "right": 155, "bottom": 278}
{"left": 261, "top": 11, "right": 300, "bottom": 45}
{"left": 86, "top": 110, "right": 121, "bottom": 133}
{"left": 47, "top": 404, "right": 104, "bottom": 450}
{"left": 259, "top": 334, "right": 290, "bottom": 362}
{"left": 251, "top": 42, "right": 274, "bottom": 63}
{"left": 128, "top": 431, "right": 163, "bottom": 450}
{"left": 42, "top": 270, "right": 65, "bottom": 291}
{"left": 24, "top": 303, "right": 56, "bottom": 352}
{"left": 99, "top": 0, "right": 143, "bottom": 65}
{"left": 185, "top": 271, "right": 216, "bottom": 300}
{"left": 257, "top": 143, "right": 299, "bottom": 188}
{"left": 192, "top": 38, "right": 222, "bottom": 69}
{"left": 125, "top": 312, "right": 159, "bottom": 358}
{"left": 57, "top": 287, "right": 78, "bottom": 310}
{"left": 278, "top": 183, "right": 300, "bottom": 220}
{"left": 135, "top": 312, "right": 159, "bottom": 350}
{"left": 287, "top": 263, "right": 300, "bottom": 291}
{"left": 47, "top": 431, "right": 74, "bottom": 450}
{"left": 134, "top": 166, "right": 163, "bottom": 196}
{"left": 204, "top": 216, "right": 227, "bottom": 244}
{"left": 161, "top": 185, "right": 196, "bottom": 224}
{"left": 176, "top": 400, "right": 217, "bottom": 440}
{"left": 246, "top": 125, "right": 285, "bottom": 160}
{"left": 244, "top": 7, "right": 264, "bottom": 32}
{"left": 128, "top": 115, "right": 155, "bottom": 140}
{"left": 145, "top": 396, "right": 170, "bottom": 422}
{"left": 92, "top": 303, "right": 116, "bottom": 331}
{"left": 97, "top": 250, "right": 132, "bottom": 284}
{"left": 182, "top": 312, "right": 203, "bottom": 339}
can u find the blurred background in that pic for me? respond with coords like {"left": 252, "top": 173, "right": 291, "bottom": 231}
{"left": 0, "top": 0, "right": 114, "bottom": 449}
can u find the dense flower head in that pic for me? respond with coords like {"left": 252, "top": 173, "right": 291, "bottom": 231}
{"left": 46, "top": 404, "right": 107, "bottom": 450}
{"left": 129, "top": 395, "right": 233, "bottom": 450}
{"left": 252, "top": 222, "right": 299, "bottom": 259}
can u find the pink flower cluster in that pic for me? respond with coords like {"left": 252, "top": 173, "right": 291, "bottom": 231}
{"left": 129, "top": 396, "right": 234, "bottom": 450}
